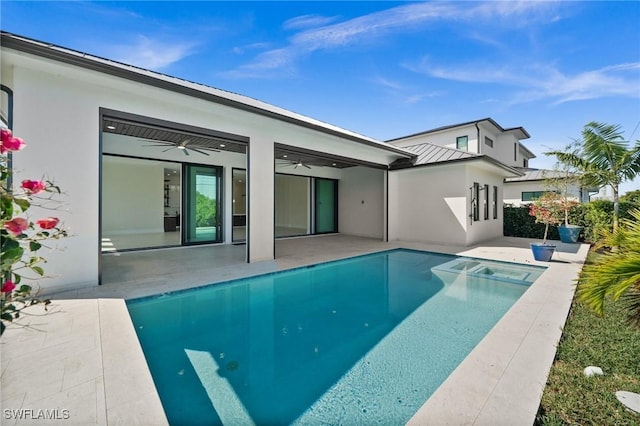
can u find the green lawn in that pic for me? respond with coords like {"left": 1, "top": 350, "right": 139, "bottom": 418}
{"left": 536, "top": 253, "right": 640, "bottom": 425}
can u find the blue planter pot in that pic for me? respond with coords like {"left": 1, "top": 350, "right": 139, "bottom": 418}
{"left": 558, "top": 225, "right": 583, "bottom": 243}
{"left": 530, "top": 243, "right": 556, "bottom": 262}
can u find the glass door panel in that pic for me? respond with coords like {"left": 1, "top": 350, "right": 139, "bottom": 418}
{"left": 183, "top": 164, "right": 222, "bottom": 245}
{"left": 232, "top": 168, "right": 246, "bottom": 243}
{"left": 315, "top": 178, "right": 337, "bottom": 233}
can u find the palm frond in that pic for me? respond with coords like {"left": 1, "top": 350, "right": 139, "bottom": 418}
{"left": 578, "top": 209, "right": 640, "bottom": 325}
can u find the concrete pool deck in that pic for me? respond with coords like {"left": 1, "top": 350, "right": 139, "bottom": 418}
{"left": 0, "top": 235, "right": 589, "bottom": 425}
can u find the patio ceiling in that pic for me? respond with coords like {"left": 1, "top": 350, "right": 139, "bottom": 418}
{"left": 102, "top": 116, "right": 383, "bottom": 170}
{"left": 102, "top": 117, "right": 247, "bottom": 155}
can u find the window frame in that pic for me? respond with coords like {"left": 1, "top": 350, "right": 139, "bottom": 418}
{"left": 484, "top": 136, "right": 493, "bottom": 148}
{"left": 521, "top": 191, "right": 547, "bottom": 202}
{"left": 472, "top": 182, "right": 480, "bottom": 222}
{"left": 456, "top": 135, "right": 469, "bottom": 151}
{"left": 484, "top": 184, "right": 490, "bottom": 220}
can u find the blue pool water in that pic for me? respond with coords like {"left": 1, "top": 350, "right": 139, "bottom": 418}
{"left": 127, "top": 249, "right": 545, "bottom": 425}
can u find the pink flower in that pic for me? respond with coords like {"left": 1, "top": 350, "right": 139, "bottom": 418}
{"left": 21, "top": 179, "right": 47, "bottom": 195}
{"left": 1, "top": 281, "right": 16, "bottom": 293}
{"left": 0, "top": 129, "right": 26, "bottom": 154}
{"left": 36, "top": 217, "right": 59, "bottom": 230}
{"left": 4, "top": 217, "right": 29, "bottom": 235}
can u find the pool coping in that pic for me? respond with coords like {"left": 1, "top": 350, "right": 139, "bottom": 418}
{"left": 406, "top": 240, "right": 590, "bottom": 425}
{"left": 0, "top": 236, "right": 589, "bottom": 425}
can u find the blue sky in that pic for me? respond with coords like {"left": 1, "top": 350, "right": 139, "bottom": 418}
{"left": 3, "top": 1, "right": 640, "bottom": 193}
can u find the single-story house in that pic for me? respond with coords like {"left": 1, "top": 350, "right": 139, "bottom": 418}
{"left": 1, "top": 32, "right": 526, "bottom": 293}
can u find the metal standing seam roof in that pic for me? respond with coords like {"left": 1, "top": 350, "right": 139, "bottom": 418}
{"left": 505, "top": 168, "right": 578, "bottom": 182}
{"left": 0, "top": 31, "right": 415, "bottom": 160}
{"left": 402, "top": 142, "right": 480, "bottom": 165}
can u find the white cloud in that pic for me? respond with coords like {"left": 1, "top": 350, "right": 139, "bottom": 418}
{"left": 283, "top": 14, "right": 339, "bottom": 31}
{"left": 407, "top": 59, "right": 640, "bottom": 105}
{"left": 110, "top": 35, "right": 196, "bottom": 70}
{"left": 226, "top": 1, "right": 562, "bottom": 78}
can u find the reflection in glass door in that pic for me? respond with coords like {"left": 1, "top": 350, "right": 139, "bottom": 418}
{"left": 183, "top": 164, "right": 222, "bottom": 245}
{"left": 315, "top": 178, "right": 338, "bottom": 233}
{"left": 232, "top": 168, "right": 246, "bottom": 243}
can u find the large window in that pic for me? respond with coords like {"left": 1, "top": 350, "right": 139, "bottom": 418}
{"left": 456, "top": 135, "right": 469, "bottom": 151}
{"left": 101, "top": 155, "right": 184, "bottom": 252}
{"left": 275, "top": 174, "right": 310, "bottom": 238}
{"left": 522, "top": 191, "right": 547, "bottom": 202}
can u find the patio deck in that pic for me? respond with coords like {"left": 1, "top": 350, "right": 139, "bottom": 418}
{"left": 0, "top": 235, "right": 589, "bottom": 425}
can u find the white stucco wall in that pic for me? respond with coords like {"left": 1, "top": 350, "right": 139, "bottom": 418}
{"left": 388, "top": 162, "right": 506, "bottom": 246}
{"left": 390, "top": 124, "right": 480, "bottom": 153}
{"left": 3, "top": 47, "right": 398, "bottom": 290}
{"left": 464, "top": 164, "right": 504, "bottom": 245}
{"left": 388, "top": 164, "right": 469, "bottom": 245}
{"left": 504, "top": 180, "right": 585, "bottom": 206}
{"left": 338, "top": 167, "right": 385, "bottom": 239}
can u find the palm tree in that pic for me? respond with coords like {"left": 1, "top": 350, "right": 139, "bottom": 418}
{"left": 578, "top": 209, "right": 640, "bottom": 327}
{"left": 546, "top": 121, "right": 640, "bottom": 233}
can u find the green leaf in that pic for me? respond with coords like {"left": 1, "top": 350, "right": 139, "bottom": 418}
{"left": 1, "top": 247, "right": 24, "bottom": 269}
{"left": 1, "top": 312, "right": 13, "bottom": 322}
{"left": 31, "top": 266, "right": 44, "bottom": 276}
{"left": 18, "top": 284, "right": 31, "bottom": 293}
{"left": 0, "top": 196, "right": 13, "bottom": 218}
{"left": 14, "top": 198, "right": 30, "bottom": 212}
{"left": 29, "top": 241, "right": 42, "bottom": 252}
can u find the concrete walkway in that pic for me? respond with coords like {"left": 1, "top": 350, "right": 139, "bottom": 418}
{"left": 0, "top": 235, "right": 589, "bottom": 425}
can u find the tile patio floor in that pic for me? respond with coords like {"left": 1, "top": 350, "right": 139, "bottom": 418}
{"left": 0, "top": 235, "right": 589, "bottom": 425}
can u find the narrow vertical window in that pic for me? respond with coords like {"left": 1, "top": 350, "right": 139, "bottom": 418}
{"left": 472, "top": 182, "right": 480, "bottom": 221}
{"left": 484, "top": 184, "right": 489, "bottom": 220}
{"left": 493, "top": 185, "right": 498, "bottom": 219}
{"left": 456, "top": 136, "right": 468, "bottom": 151}
{"left": 514, "top": 142, "right": 518, "bottom": 161}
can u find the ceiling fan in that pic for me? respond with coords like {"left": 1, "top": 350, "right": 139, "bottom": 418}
{"left": 139, "top": 138, "right": 219, "bottom": 156}
{"left": 276, "top": 157, "right": 312, "bottom": 169}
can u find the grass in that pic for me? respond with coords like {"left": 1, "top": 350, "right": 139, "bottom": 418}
{"left": 536, "top": 252, "right": 640, "bottom": 425}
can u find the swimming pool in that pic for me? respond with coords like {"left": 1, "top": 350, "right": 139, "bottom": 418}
{"left": 127, "top": 248, "right": 545, "bottom": 425}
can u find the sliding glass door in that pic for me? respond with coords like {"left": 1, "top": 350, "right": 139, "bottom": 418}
{"left": 183, "top": 164, "right": 222, "bottom": 245}
{"left": 315, "top": 178, "right": 338, "bottom": 233}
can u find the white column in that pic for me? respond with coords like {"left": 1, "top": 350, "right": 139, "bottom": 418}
{"left": 247, "top": 137, "right": 274, "bottom": 262}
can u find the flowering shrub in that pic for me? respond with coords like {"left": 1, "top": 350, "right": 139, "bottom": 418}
{"left": 1, "top": 129, "right": 68, "bottom": 335}
{"left": 529, "top": 192, "right": 563, "bottom": 244}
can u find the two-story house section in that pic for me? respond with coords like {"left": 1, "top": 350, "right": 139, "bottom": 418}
{"left": 386, "top": 118, "right": 535, "bottom": 169}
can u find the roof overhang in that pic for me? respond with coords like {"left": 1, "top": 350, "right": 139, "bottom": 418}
{"left": 387, "top": 117, "right": 530, "bottom": 143}
{"left": 391, "top": 154, "right": 524, "bottom": 178}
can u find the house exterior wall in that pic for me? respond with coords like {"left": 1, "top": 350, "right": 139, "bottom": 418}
{"left": 389, "top": 122, "right": 533, "bottom": 169}
{"left": 338, "top": 167, "right": 385, "bottom": 239}
{"left": 388, "top": 164, "right": 469, "bottom": 245}
{"left": 390, "top": 124, "right": 480, "bottom": 153}
{"left": 388, "top": 162, "right": 505, "bottom": 246}
{"left": 2, "top": 48, "right": 394, "bottom": 291}
{"left": 464, "top": 164, "right": 504, "bottom": 245}
{"left": 504, "top": 180, "right": 585, "bottom": 206}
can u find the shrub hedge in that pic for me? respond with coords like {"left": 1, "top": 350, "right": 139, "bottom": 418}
{"left": 504, "top": 200, "right": 638, "bottom": 243}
